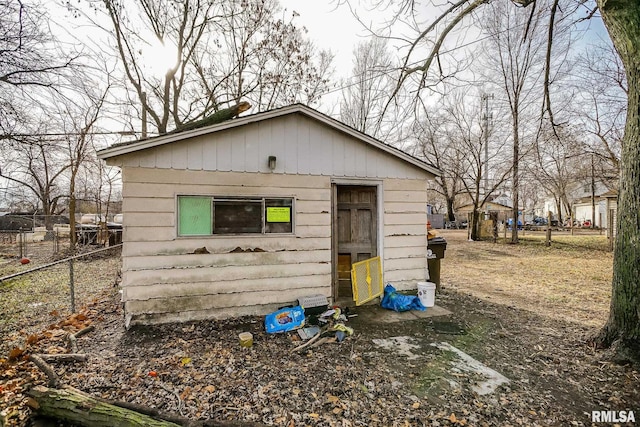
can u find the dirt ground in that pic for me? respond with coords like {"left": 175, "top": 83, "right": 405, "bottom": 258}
{"left": 1, "top": 231, "right": 639, "bottom": 426}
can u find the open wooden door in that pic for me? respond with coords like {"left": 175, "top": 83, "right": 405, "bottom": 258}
{"left": 333, "top": 185, "right": 377, "bottom": 299}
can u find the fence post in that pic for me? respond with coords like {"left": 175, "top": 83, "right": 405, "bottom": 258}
{"left": 19, "top": 228, "right": 23, "bottom": 258}
{"left": 69, "top": 258, "right": 76, "bottom": 313}
{"left": 545, "top": 211, "right": 552, "bottom": 247}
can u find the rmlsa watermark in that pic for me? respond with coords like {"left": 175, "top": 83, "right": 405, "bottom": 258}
{"left": 591, "top": 410, "right": 636, "bottom": 423}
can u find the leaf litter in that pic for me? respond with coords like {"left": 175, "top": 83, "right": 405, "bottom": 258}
{"left": 1, "top": 234, "right": 639, "bottom": 426}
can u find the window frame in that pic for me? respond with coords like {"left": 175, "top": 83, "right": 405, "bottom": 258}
{"left": 176, "top": 194, "right": 295, "bottom": 237}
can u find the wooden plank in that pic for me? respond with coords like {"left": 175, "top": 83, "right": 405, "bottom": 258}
{"left": 124, "top": 227, "right": 175, "bottom": 242}
{"left": 283, "top": 115, "right": 299, "bottom": 174}
{"left": 122, "top": 182, "right": 330, "bottom": 199}
{"left": 122, "top": 236, "right": 331, "bottom": 257}
{"left": 123, "top": 168, "right": 330, "bottom": 188}
{"left": 123, "top": 249, "right": 331, "bottom": 271}
{"left": 126, "top": 303, "right": 294, "bottom": 324}
{"left": 244, "top": 124, "right": 261, "bottom": 172}
{"left": 295, "top": 224, "right": 331, "bottom": 238}
{"left": 216, "top": 131, "right": 233, "bottom": 171}
{"left": 296, "top": 200, "right": 330, "bottom": 214}
{"left": 383, "top": 190, "right": 428, "bottom": 203}
{"left": 153, "top": 144, "right": 172, "bottom": 168}
{"left": 384, "top": 224, "right": 426, "bottom": 237}
{"left": 383, "top": 213, "right": 428, "bottom": 225}
{"left": 295, "top": 212, "right": 331, "bottom": 226}
{"left": 230, "top": 128, "right": 246, "bottom": 171}
{"left": 124, "top": 273, "right": 330, "bottom": 300}
{"left": 384, "top": 179, "right": 427, "bottom": 191}
{"left": 384, "top": 268, "right": 425, "bottom": 283}
{"left": 384, "top": 246, "right": 428, "bottom": 260}
{"left": 171, "top": 144, "right": 188, "bottom": 169}
{"left": 186, "top": 139, "right": 204, "bottom": 170}
{"left": 384, "top": 235, "right": 427, "bottom": 248}
{"left": 202, "top": 136, "right": 217, "bottom": 170}
{"left": 384, "top": 257, "right": 426, "bottom": 271}
{"left": 122, "top": 197, "right": 175, "bottom": 213}
{"left": 138, "top": 149, "right": 156, "bottom": 168}
{"left": 124, "top": 212, "right": 175, "bottom": 227}
{"left": 383, "top": 201, "right": 428, "bottom": 214}
{"left": 123, "top": 262, "right": 331, "bottom": 286}
{"left": 126, "top": 286, "right": 332, "bottom": 315}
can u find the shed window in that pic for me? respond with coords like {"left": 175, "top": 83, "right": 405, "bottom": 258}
{"left": 177, "top": 196, "right": 293, "bottom": 236}
{"left": 178, "top": 196, "right": 212, "bottom": 236}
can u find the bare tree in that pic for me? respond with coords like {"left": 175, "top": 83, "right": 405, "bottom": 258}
{"left": 479, "top": 1, "right": 549, "bottom": 243}
{"left": 340, "top": 0, "right": 640, "bottom": 363}
{"left": 574, "top": 40, "right": 625, "bottom": 184}
{"left": 340, "top": 38, "right": 394, "bottom": 137}
{"left": 411, "top": 105, "right": 464, "bottom": 224}
{"left": 0, "top": 134, "right": 68, "bottom": 229}
{"left": 77, "top": 0, "right": 333, "bottom": 135}
{"left": 56, "top": 81, "right": 111, "bottom": 246}
{"left": 530, "top": 123, "right": 585, "bottom": 223}
{"left": 0, "top": 0, "right": 82, "bottom": 136}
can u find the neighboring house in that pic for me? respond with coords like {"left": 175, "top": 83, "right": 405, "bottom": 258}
{"left": 603, "top": 190, "right": 618, "bottom": 249}
{"left": 97, "top": 104, "right": 440, "bottom": 326}
{"left": 543, "top": 182, "right": 617, "bottom": 229}
{"left": 456, "top": 199, "right": 515, "bottom": 224}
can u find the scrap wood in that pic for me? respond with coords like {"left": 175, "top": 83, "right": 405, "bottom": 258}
{"left": 68, "top": 325, "right": 95, "bottom": 353}
{"left": 293, "top": 326, "right": 329, "bottom": 352}
{"left": 38, "top": 353, "right": 88, "bottom": 363}
{"left": 28, "top": 355, "right": 60, "bottom": 389}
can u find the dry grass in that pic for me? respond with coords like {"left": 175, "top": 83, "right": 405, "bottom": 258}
{"left": 439, "top": 229, "right": 613, "bottom": 327}
{"left": 0, "top": 243, "right": 121, "bottom": 356}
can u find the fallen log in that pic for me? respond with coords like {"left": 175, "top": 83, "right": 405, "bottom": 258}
{"left": 38, "top": 353, "right": 88, "bottom": 363}
{"left": 27, "top": 385, "right": 181, "bottom": 427}
{"left": 27, "top": 386, "right": 268, "bottom": 427}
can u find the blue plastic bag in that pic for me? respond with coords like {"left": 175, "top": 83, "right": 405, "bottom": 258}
{"left": 380, "top": 284, "right": 426, "bottom": 312}
{"left": 265, "top": 306, "right": 305, "bottom": 333}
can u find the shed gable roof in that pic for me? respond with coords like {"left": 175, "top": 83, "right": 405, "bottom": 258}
{"left": 97, "top": 104, "right": 440, "bottom": 177}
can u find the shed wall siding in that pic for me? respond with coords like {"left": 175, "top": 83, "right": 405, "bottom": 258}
{"left": 121, "top": 168, "right": 333, "bottom": 324}
{"left": 382, "top": 179, "right": 428, "bottom": 289}
{"left": 118, "top": 115, "right": 426, "bottom": 179}
{"left": 120, "top": 168, "right": 429, "bottom": 323}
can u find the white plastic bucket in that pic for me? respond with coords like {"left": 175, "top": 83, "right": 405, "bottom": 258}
{"left": 417, "top": 282, "right": 436, "bottom": 307}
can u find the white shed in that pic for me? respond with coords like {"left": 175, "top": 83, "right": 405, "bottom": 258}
{"left": 97, "top": 104, "right": 440, "bottom": 326}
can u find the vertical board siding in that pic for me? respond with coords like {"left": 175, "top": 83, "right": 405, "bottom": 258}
{"left": 121, "top": 114, "right": 429, "bottom": 179}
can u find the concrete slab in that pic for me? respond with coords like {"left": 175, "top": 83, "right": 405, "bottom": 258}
{"left": 350, "top": 304, "right": 451, "bottom": 324}
{"left": 432, "top": 342, "right": 510, "bottom": 395}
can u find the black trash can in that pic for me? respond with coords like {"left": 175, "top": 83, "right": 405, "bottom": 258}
{"left": 427, "top": 237, "right": 447, "bottom": 289}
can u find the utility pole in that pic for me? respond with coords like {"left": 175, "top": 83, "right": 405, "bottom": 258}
{"left": 141, "top": 92, "right": 147, "bottom": 139}
{"left": 481, "top": 93, "right": 493, "bottom": 218}
{"left": 591, "top": 153, "right": 595, "bottom": 229}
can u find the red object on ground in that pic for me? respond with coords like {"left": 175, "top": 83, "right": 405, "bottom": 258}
{"left": 20, "top": 258, "right": 30, "bottom": 265}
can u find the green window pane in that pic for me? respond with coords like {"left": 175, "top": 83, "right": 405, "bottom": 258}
{"left": 178, "top": 196, "right": 212, "bottom": 236}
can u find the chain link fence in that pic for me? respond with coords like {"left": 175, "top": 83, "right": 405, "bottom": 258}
{"left": 0, "top": 241, "right": 122, "bottom": 356}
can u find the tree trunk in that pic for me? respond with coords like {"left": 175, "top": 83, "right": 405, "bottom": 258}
{"left": 446, "top": 196, "right": 456, "bottom": 222}
{"left": 595, "top": 0, "right": 640, "bottom": 364}
{"left": 511, "top": 112, "right": 520, "bottom": 244}
{"left": 27, "top": 386, "right": 181, "bottom": 427}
